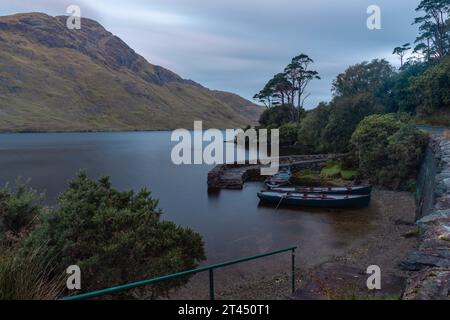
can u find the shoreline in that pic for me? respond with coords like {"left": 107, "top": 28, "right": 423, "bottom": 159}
{"left": 168, "top": 190, "right": 418, "bottom": 300}
{"left": 0, "top": 127, "right": 250, "bottom": 135}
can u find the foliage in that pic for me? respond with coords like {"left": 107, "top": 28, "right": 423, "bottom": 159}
{"left": 393, "top": 43, "right": 412, "bottom": 67}
{"left": 332, "top": 59, "right": 395, "bottom": 97}
{"left": 296, "top": 102, "right": 331, "bottom": 153}
{"left": 413, "top": 0, "right": 450, "bottom": 61}
{"left": 410, "top": 56, "right": 450, "bottom": 115}
{"left": 379, "top": 61, "right": 430, "bottom": 114}
{"left": 255, "top": 53, "right": 319, "bottom": 121}
{"left": 279, "top": 123, "right": 301, "bottom": 147}
{"left": 0, "top": 178, "right": 44, "bottom": 244}
{"left": 23, "top": 172, "right": 205, "bottom": 298}
{"left": 0, "top": 245, "right": 64, "bottom": 300}
{"left": 321, "top": 93, "right": 384, "bottom": 153}
{"left": 258, "top": 104, "right": 292, "bottom": 127}
{"left": 351, "top": 114, "right": 428, "bottom": 189}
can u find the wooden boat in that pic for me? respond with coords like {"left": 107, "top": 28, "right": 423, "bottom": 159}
{"left": 257, "top": 191, "right": 371, "bottom": 208}
{"left": 268, "top": 185, "right": 372, "bottom": 195}
{"left": 265, "top": 168, "right": 292, "bottom": 188}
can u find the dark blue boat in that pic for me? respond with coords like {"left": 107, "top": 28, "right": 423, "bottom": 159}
{"left": 268, "top": 185, "right": 372, "bottom": 195}
{"left": 257, "top": 191, "right": 371, "bottom": 209}
{"left": 265, "top": 168, "right": 292, "bottom": 188}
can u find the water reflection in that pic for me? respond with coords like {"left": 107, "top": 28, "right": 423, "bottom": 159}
{"left": 0, "top": 132, "right": 376, "bottom": 268}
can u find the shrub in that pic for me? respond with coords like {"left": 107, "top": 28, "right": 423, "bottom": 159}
{"left": 351, "top": 114, "right": 428, "bottom": 189}
{"left": 0, "top": 178, "right": 44, "bottom": 244}
{"left": 321, "top": 93, "right": 384, "bottom": 153}
{"left": 411, "top": 57, "right": 450, "bottom": 116}
{"left": 279, "top": 123, "right": 300, "bottom": 147}
{"left": 23, "top": 172, "right": 205, "bottom": 298}
{"left": 259, "top": 104, "right": 292, "bottom": 127}
{"left": 296, "top": 102, "right": 330, "bottom": 153}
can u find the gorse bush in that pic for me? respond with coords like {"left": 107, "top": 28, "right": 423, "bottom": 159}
{"left": 351, "top": 114, "right": 428, "bottom": 190}
{"left": 22, "top": 172, "right": 205, "bottom": 298}
{"left": 0, "top": 178, "right": 43, "bottom": 244}
{"left": 0, "top": 172, "right": 205, "bottom": 299}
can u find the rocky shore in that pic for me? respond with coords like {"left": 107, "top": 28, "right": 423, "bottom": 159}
{"left": 401, "top": 136, "right": 450, "bottom": 300}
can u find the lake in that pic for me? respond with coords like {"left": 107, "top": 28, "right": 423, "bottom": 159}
{"left": 0, "top": 131, "right": 377, "bottom": 272}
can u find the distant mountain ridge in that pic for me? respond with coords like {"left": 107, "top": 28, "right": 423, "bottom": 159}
{"left": 0, "top": 13, "right": 261, "bottom": 131}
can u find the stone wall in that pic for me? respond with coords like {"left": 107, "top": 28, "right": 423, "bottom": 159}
{"left": 402, "top": 136, "right": 450, "bottom": 300}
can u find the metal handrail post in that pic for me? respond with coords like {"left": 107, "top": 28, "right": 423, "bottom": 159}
{"left": 291, "top": 247, "right": 296, "bottom": 294}
{"left": 209, "top": 269, "right": 215, "bottom": 300}
{"left": 62, "top": 246, "right": 297, "bottom": 300}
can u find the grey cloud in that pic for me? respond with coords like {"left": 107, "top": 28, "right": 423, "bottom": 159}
{"left": 0, "top": 0, "right": 421, "bottom": 108}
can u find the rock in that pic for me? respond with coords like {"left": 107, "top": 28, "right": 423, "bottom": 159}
{"left": 417, "top": 210, "right": 450, "bottom": 227}
{"left": 444, "top": 178, "right": 450, "bottom": 189}
{"left": 435, "top": 195, "right": 450, "bottom": 210}
{"left": 403, "top": 269, "right": 450, "bottom": 300}
{"left": 297, "top": 263, "right": 405, "bottom": 300}
{"left": 401, "top": 250, "right": 450, "bottom": 271}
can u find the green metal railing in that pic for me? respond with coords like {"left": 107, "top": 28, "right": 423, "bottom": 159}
{"left": 62, "top": 246, "right": 297, "bottom": 300}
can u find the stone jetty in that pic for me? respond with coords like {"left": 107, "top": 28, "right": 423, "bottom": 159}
{"left": 207, "top": 154, "right": 343, "bottom": 189}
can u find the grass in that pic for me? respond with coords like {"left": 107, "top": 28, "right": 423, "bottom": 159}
{"left": 321, "top": 164, "right": 341, "bottom": 178}
{"left": 0, "top": 13, "right": 261, "bottom": 132}
{"left": 0, "top": 246, "right": 64, "bottom": 300}
{"left": 292, "top": 162, "right": 358, "bottom": 187}
{"left": 320, "top": 162, "right": 357, "bottom": 181}
{"left": 340, "top": 169, "right": 357, "bottom": 180}
{"left": 292, "top": 169, "right": 323, "bottom": 186}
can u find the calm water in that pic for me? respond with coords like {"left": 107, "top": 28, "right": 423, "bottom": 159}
{"left": 0, "top": 132, "right": 376, "bottom": 269}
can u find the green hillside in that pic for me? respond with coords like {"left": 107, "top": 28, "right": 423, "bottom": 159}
{"left": 0, "top": 13, "right": 262, "bottom": 132}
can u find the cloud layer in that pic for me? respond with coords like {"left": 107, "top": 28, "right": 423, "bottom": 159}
{"left": 0, "top": 0, "right": 420, "bottom": 108}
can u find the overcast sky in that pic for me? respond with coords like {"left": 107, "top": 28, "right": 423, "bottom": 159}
{"left": 1, "top": 0, "right": 421, "bottom": 108}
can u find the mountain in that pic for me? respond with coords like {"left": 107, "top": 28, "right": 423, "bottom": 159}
{"left": 0, "top": 13, "right": 262, "bottom": 132}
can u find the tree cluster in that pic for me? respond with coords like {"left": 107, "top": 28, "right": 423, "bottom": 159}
{"left": 253, "top": 54, "right": 320, "bottom": 121}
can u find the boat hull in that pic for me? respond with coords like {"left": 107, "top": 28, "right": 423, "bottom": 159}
{"left": 268, "top": 185, "right": 372, "bottom": 195}
{"left": 257, "top": 192, "right": 371, "bottom": 209}
{"left": 265, "top": 169, "right": 292, "bottom": 188}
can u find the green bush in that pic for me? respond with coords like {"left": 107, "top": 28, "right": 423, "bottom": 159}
{"left": 411, "top": 57, "right": 450, "bottom": 116}
{"left": 321, "top": 93, "right": 384, "bottom": 153}
{"left": 351, "top": 114, "right": 428, "bottom": 189}
{"left": 0, "top": 178, "right": 44, "bottom": 244}
{"left": 296, "top": 102, "right": 330, "bottom": 153}
{"left": 279, "top": 122, "right": 300, "bottom": 147}
{"left": 23, "top": 172, "right": 205, "bottom": 298}
{"left": 259, "top": 104, "right": 292, "bottom": 128}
